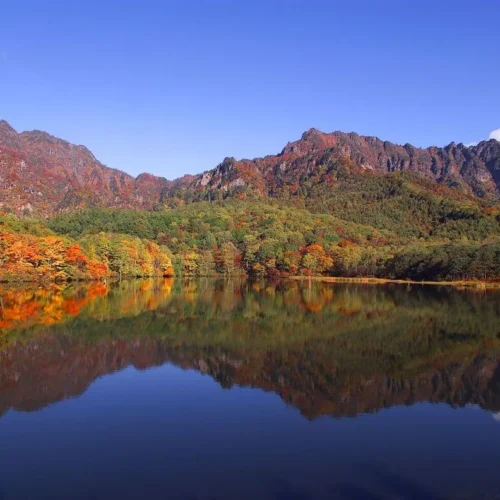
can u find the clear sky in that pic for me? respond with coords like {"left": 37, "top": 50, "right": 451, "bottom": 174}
{"left": 1, "top": 0, "right": 499, "bottom": 179}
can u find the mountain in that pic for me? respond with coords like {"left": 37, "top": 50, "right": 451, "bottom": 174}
{"left": 178, "top": 128, "right": 500, "bottom": 202}
{"left": 0, "top": 120, "right": 172, "bottom": 215}
{"left": 1, "top": 119, "right": 499, "bottom": 216}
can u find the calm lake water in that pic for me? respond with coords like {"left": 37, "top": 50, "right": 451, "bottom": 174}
{"left": 1, "top": 279, "right": 500, "bottom": 499}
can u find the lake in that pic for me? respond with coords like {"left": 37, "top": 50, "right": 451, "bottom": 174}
{"left": 1, "top": 279, "right": 500, "bottom": 499}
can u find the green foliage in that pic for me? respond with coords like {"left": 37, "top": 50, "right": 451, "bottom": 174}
{"left": 46, "top": 201, "right": 381, "bottom": 277}
{"left": 302, "top": 169, "right": 500, "bottom": 241}
{"left": 0, "top": 213, "right": 54, "bottom": 237}
{"left": 44, "top": 192, "right": 500, "bottom": 281}
{"left": 4, "top": 168, "right": 498, "bottom": 283}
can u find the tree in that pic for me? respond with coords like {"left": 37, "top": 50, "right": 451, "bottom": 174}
{"left": 300, "top": 244, "right": 334, "bottom": 275}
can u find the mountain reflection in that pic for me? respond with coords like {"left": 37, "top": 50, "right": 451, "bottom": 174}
{"left": 1, "top": 279, "right": 500, "bottom": 419}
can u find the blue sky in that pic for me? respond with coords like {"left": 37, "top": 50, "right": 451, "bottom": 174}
{"left": 1, "top": 0, "right": 499, "bottom": 179}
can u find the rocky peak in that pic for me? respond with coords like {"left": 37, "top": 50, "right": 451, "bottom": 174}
{"left": 301, "top": 127, "right": 323, "bottom": 140}
{"left": 282, "top": 128, "right": 339, "bottom": 156}
{"left": 0, "top": 119, "right": 22, "bottom": 149}
{"left": 0, "top": 119, "right": 16, "bottom": 133}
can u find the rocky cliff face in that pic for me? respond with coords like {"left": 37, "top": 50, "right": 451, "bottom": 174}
{"left": 188, "top": 128, "right": 500, "bottom": 200}
{"left": 0, "top": 120, "right": 171, "bottom": 216}
{"left": 1, "top": 120, "right": 499, "bottom": 216}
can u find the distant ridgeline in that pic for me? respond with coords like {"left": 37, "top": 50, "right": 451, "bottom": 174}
{"left": 1, "top": 120, "right": 500, "bottom": 282}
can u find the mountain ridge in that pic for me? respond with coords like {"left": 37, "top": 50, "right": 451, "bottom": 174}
{"left": 0, "top": 119, "right": 499, "bottom": 216}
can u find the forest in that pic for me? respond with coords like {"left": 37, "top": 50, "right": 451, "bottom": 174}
{"left": 1, "top": 168, "right": 500, "bottom": 283}
{"left": 1, "top": 187, "right": 500, "bottom": 283}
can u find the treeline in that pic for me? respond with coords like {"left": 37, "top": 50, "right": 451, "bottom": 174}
{"left": 0, "top": 214, "right": 173, "bottom": 282}
{"left": 47, "top": 200, "right": 500, "bottom": 282}
{"left": 331, "top": 242, "right": 500, "bottom": 282}
{"left": 46, "top": 201, "right": 384, "bottom": 278}
{"left": 3, "top": 190, "right": 500, "bottom": 282}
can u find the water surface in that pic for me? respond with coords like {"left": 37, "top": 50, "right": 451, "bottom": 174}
{"left": 1, "top": 279, "right": 500, "bottom": 499}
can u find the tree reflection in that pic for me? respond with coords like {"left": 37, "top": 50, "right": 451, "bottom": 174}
{"left": 1, "top": 279, "right": 500, "bottom": 418}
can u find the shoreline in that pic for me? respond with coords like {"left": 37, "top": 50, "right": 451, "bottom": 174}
{"left": 289, "top": 276, "right": 500, "bottom": 289}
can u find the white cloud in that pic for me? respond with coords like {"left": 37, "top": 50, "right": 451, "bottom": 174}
{"left": 465, "top": 129, "right": 500, "bottom": 146}
{"left": 489, "top": 129, "right": 500, "bottom": 141}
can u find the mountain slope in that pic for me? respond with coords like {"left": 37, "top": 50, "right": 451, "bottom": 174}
{"left": 0, "top": 120, "right": 171, "bottom": 215}
{"left": 174, "top": 128, "right": 500, "bottom": 202}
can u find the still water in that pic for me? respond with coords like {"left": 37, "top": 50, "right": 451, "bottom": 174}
{"left": 1, "top": 279, "right": 500, "bottom": 499}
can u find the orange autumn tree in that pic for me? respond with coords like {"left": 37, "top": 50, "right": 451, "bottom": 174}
{"left": 300, "top": 244, "right": 334, "bottom": 276}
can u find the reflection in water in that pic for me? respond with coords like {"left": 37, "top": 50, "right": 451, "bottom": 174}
{"left": 1, "top": 279, "right": 500, "bottom": 418}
